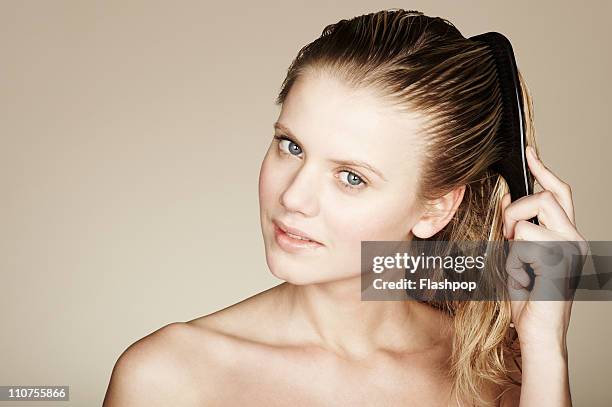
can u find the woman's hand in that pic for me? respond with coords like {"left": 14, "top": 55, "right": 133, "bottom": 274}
{"left": 500, "top": 145, "right": 588, "bottom": 351}
{"left": 500, "top": 146, "right": 588, "bottom": 407}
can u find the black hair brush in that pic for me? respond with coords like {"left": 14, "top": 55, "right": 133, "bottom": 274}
{"left": 469, "top": 32, "right": 539, "bottom": 291}
{"left": 469, "top": 31, "right": 539, "bottom": 226}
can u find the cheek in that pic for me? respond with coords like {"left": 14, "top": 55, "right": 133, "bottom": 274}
{"left": 329, "top": 193, "right": 418, "bottom": 244}
{"left": 324, "top": 196, "right": 417, "bottom": 277}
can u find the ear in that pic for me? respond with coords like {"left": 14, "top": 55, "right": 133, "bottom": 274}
{"left": 412, "top": 185, "right": 466, "bottom": 239}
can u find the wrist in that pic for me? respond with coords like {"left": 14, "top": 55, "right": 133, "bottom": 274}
{"left": 520, "top": 337, "right": 568, "bottom": 362}
{"left": 517, "top": 328, "right": 568, "bottom": 357}
{"left": 519, "top": 338, "right": 571, "bottom": 406}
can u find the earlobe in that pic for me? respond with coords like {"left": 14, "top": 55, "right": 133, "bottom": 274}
{"left": 411, "top": 185, "right": 466, "bottom": 239}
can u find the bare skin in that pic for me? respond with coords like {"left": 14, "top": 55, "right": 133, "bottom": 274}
{"left": 103, "top": 282, "right": 512, "bottom": 406}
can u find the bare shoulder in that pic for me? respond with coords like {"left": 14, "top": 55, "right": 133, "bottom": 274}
{"left": 103, "top": 285, "right": 286, "bottom": 406}
{"left": 102, "top": 322, "right": 230, "bottom": 406}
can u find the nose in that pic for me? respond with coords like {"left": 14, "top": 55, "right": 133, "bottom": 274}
{"left": 280, "top": 162, "right": 320, "bottom": 217}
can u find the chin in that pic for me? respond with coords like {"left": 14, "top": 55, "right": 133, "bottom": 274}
{"left": 266, "top": 259, "right": 319, "bottom": 285}
{"left": 271, "top": 272, "right": 314, "bottom": 286}
{"left": 266, "top": 258, "right": 358, "bottom": 286}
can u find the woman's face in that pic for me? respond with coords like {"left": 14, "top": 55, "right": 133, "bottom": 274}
{"left": 259, "top": 71, "right": 428, "bottom": 285}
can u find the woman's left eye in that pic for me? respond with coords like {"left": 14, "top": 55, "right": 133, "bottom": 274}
{"left": 337, "top": 170, "right": 367, "bottom": 190}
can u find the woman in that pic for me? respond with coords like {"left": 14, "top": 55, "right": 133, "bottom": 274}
{"left": 103, "top": 9, "right": 586, "bottom": 406}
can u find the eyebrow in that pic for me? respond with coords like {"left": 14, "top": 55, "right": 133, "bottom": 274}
{"left": 273, "top": 122, "right": 387, "bottom": 181}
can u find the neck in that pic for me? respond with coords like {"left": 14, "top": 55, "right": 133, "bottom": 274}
{"left": 279, "top": 274, "right": 451, "bottom": 360}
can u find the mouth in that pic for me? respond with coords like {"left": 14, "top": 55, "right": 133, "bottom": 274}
{"left": 272, "top": 220, "right": 324, "bottom": 251}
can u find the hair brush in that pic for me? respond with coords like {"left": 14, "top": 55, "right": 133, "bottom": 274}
{"left": 469, "top": 32, "right": 539, "bottom": 291}
{"left": 469, "top": 31, "right": 539, "bottom": 226}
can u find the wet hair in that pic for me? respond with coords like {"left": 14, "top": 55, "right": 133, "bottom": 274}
{"left": 275, "top": 9, "right": 537, "bottom": 406}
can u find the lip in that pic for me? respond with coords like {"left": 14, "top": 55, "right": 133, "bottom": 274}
{"left": 273, "top": 219, "right": 322, "bottom": 243}
{"left": 273, "top": 220, "right": 324, "bottom": 252}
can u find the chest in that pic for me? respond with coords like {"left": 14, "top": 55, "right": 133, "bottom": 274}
{"left": 205, "top": 347, "right": 460, "bottom": 407}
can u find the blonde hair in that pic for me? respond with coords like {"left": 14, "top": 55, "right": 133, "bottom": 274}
{"left": 275, "top": 9, "right": 538, "bottom": 406}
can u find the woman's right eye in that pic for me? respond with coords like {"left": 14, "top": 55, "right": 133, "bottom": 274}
{"left": 275, "top": 136, "right": 303, "bottom": 156}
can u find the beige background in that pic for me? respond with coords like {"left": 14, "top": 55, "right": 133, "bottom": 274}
{"left": 1, "top": 1, "right": 610, "bottom": 406}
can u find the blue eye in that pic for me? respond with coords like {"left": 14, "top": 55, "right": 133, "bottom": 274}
{"left": 338, "top": 170, "right": 366, "bottom": 190}
{"left": 273, "top": 135, "right": 368, "bottom": 191}
{"left": 275, "top": 136, "right": 302, "bottom": 156}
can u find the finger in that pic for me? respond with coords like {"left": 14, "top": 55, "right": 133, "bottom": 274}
{"left": 505, "top": 240, "right": 532, "bottom": 303}
{"left": 509, "top": 234, "right": 568, "bottom": 275}
{"left": 508, "top": 236, "right": 581, "bottom": 300}
{"left": 528, "top": 240, "right": 580, "bottom": 301}
{"left": 512, "top": 220, "right": 588, "bottom": 264}
{"left": 506, "top": 225, "right": 583, "bottom": 301}
{"left": 507, "top": 274, "right": 529, "bottom": 302}
{"left": 506, "top": 254, "right": 532, "bottom": 288}
{"left": 503, "top": 191, "right": 576, "bottom": 240}
{"left": 505, "top": 237, "right": 544, "bottom": 288}
{"left": 505, "top": 226, "right": 564, "bottom": 286}
{"left": 512, "top": 218, "right": 565, "bottom": 242}
{"left": 526, "top": 146, "right": 575, "bottom": 225}
{"left": 506, "top": 240, "right": 543, "bottom": 281}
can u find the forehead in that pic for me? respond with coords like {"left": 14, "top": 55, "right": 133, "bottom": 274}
{"left": 277, "top": 71, "right": 427, "bottom": 181}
